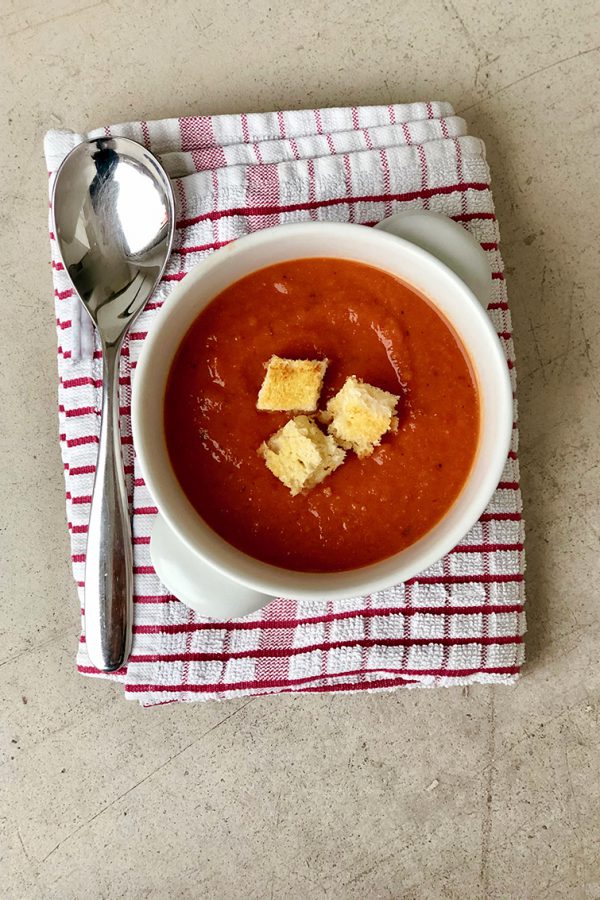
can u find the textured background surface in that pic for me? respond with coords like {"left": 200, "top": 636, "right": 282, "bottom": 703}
{"left": 1, "top": 0, "right": 599, "bottom": 896}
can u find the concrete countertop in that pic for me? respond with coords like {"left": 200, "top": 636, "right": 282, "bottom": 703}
{"left": 2, "top": 1, "right": 599, "bottom": 896}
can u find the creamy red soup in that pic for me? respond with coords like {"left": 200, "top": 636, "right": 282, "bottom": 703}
{"left": 164, "top": 258, "right": 479, "bottom": 572}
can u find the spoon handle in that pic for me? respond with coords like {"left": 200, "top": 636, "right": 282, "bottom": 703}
{"left": 84, "top": 340, "right": 133, "bottom": 671}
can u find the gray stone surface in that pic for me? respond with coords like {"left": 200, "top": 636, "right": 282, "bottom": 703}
{"left": 1, "top": 0, "right": 599, "bottom": 896}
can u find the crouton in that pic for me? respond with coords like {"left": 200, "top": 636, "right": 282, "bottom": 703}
{"left": 257, "top": 356, "right": 328, "bottom": 412}
{"left": 258, "top": 415, "right": 345, "bottom": 496}
{"left": 322, "top": 376, "right": 399, "bottom": 458}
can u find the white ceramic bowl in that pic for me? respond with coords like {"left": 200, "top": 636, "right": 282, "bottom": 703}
{"left": 132, "top": 218, "right": 512, "bottom": 606}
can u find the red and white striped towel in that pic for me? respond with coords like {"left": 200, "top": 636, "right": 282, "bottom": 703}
{"left": 44, "top": 101, "right": 525, "bottom": 706}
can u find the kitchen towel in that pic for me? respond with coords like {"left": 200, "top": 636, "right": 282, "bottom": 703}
{"left": 45, "top": 101, "right": 525, "bottom": 705}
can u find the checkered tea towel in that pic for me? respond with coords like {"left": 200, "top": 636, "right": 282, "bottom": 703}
{"left": 44, "top": 101, "right": 525, "bottom": 705}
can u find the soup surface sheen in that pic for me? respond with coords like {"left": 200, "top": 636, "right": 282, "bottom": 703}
{"left": 164, "top": 258, "right": 479, "bottom": 572}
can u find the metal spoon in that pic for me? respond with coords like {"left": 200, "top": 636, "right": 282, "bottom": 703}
{"left": 52, "top": 137, "right": 175, "bottom": 671}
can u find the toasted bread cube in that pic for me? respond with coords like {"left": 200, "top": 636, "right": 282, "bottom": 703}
{"left": 257, "top": 356, "right": 328, "bottom": 412}
{"left": 259, "top": 415, "right": 345, "bottom": 496}
{"left": 323, "top": 376, "right": 399, "bottom": 458}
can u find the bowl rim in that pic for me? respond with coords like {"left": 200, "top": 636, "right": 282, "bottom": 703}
{"left": 132, "top": 221, "right": 513, "bottom": 600}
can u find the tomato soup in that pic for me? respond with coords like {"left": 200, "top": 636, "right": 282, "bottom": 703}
{"left": 164, "top": 258, "right": 479, "bottom": 572}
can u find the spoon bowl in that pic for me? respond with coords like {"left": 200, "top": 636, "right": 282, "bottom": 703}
{"left": 53, "top": 138, "right": 174, "bottom": 344}
{"left": 52, "top": 137, "right": 175, "bottom": 670}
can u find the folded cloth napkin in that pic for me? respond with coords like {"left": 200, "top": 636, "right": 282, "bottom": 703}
{"left": 45, "top": 101, "right": 526, "bottom": 706}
